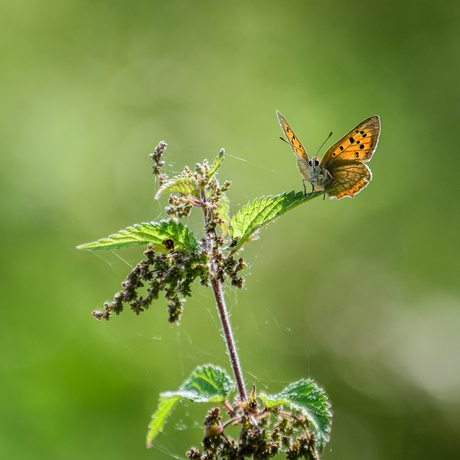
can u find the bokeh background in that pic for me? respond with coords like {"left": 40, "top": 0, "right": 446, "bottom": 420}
{"left": 2, "top": 1, "right": 460, "bottom": 458}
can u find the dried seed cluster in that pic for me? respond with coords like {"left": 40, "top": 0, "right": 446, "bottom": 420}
{"left": 92, "top": 245, "right": 210, "bottom": 323}
{"left": 186, "top": 405, "right": 320, "bottom": 460}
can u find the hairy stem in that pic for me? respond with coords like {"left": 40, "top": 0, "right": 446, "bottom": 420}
{"left": 201, "top": 188, "right": 247, "bottom": 402}
{"left": 211, "top": 278, "right": 247, "bottom": 402}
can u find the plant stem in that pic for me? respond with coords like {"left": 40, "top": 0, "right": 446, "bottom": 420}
{"left": 200, "top": 187, "right": 247, "bottom": 402}
{"left": 211, "top": 277, "right": 247, "bottom": 402}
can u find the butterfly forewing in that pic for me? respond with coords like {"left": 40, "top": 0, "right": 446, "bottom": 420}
{"left": 321, "top": 115, "right": 380, "bottom": 166}
{"left": 276, "top": 110, "right": 310, "bottom": 160}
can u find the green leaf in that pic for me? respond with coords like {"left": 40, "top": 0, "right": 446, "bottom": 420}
{"left": 228, "top": 190, "right": 324, "bottom": 253}
{"left": 204, "top": 149, "right": 225, "bottom": 185}
{"left": 179, "top": 364, "right": 236, "bottom": 401}
{"left": 155, "top": 174, "right": 200, "bottom": 200}
{"left": 146, "top": 365, "right": 235, "bottom": 447}
{"left": 145, "top": 394, "right": 181, "bottom": 448}
{"left": 155, "top": 150, "right": 224, "bottom": 200}
{"left": 76, "top": 220, "right": 198, "bottom": 252}
{"left": 259, "top": 379, "right": 332, "bottom": 452}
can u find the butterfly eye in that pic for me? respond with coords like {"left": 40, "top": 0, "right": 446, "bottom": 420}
{"left": 309, "top": 158, "right": 320, "bottom": 167}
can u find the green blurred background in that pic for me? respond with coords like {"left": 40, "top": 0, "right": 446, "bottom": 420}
{"left": 2, "top": 0, "right": 460, "bottom": 458}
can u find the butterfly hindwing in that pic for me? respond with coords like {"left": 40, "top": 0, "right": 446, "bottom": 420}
{"left": 325, "top": 162, "right": 372, "bottom": 198}
{"left": 321, "top": 116, "right": 380, "bottom": 166}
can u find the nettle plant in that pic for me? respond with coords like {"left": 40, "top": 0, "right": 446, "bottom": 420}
{"left": 77, "top": 141, "right": 332, "bottom": 459}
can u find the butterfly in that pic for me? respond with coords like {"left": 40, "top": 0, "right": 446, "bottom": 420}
{"left": 276, "top": 111, "right": 381, "bottom": 199}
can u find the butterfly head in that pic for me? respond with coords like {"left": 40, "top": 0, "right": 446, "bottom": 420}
{"left": 306, "top": 156, "right": 330, "bottom": 190}
{"left": 308, "top": 157, "right": 321, "bottom": 170}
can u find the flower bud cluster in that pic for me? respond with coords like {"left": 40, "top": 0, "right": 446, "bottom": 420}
{"left": 93, "top": 143, "right": 246, "bottom": 322}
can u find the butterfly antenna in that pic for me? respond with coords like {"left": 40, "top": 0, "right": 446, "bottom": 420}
{"left": 316, "top": 131, "right": 334, "bottom": 156}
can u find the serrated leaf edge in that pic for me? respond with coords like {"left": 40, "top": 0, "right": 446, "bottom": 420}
{"left": 228, "top": 190, "right": 324, "bottom": 253}
{"left": 155, "top": 175, "right": 201, "bottom": 200}
{"left": 258, "top": 379, "right": 332, "bottom": 444}
{"left": 76, "top": 220, "right": 198, "bottom": 252}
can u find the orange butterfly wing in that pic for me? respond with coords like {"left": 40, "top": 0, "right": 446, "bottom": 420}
{"left": 276, "top": 111, "right": 310, "bottom": 161}
{"left": 322, "top": 116, "right": 380, "bottom": 164}
{"left": 325, "top": 163, "right": 372, "bottom": 198}
{"left": 321, "top": 116, "right": 380, "bottom": 198}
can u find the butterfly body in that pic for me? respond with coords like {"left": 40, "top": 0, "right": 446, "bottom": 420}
{"left": 296, "top": 156, "right": 333, "bottom": 192}
{"left": 277, "top": 111, "right": 380, "bottom": 199}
